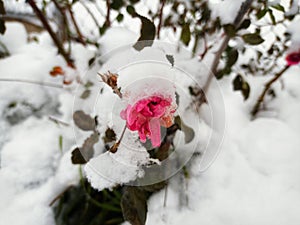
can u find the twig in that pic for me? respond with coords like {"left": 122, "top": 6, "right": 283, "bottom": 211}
{"left": 79, "top": 0, "right": 101, "bottom": 28}
{"left": 26, "top": 0, "right": 75, "bottom": 68}
{"left": 105, "top": 0, "right": 111, "bottom": 27}
{"left": 0, "top": 78, "right": 63, "bottom": 89}
{"left": 157, "top": 0, "right": 166, "bottom": 39}
{"left": 67, "top": 5, "right": 86, "bottom": 46}
{"left": 109, "top": 124, "right": 127, "bottom": 153}
{"left": 49, "top": 116, "right": 70, "bottom": 126}
{"left": 201, "top": 0, "right": 254, "bottom": 104}
{"left": 251, "top": 65, "right": 289, "bottom": 116}
{"left": 51, "top": 0, "right": 71, "bottom": 52}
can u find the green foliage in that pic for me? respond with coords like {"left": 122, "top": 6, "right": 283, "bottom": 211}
{"left": 132, "top": 14, "right": 156, "bottom": 51}
{"left": 223, "top": 24, "right": 236, "bottom": 38}
{"left": 242, "top": 33, "right": 264, "bottom": 45}
{"left": 216, "top": 47, "right": 239, "bottom": 78}
{"left": 233, "top": 75, "right": 250, "bottom": 100}
{"left": 54, "top": 181, "right": 124, "bottom": 225}
{"left": 180, "top": 23, "right": 191, "bottom": 46}
{"left": 110, "top": 0, "right": 124, "bottom": 10}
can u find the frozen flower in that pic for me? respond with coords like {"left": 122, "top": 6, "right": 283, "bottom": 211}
{"left": 121, "top": 95, "right": 176, "bottom": 147}
{"left": 286, "top": 51, "right": 300, "bottom": 66}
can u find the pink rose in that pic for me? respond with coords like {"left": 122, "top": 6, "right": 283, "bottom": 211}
{"left": 286, "top": 51, "right": 300, "bottom": 66}
{"left": 120, "top": 96, "right": 176, "bottom": 147}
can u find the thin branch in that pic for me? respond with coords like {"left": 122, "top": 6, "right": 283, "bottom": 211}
{"left": 157, "top": 0, "right": 166, "bottom": 39}
{"left": 105, "top": 0, "right": 111, "bottom": 27}
{"left": 109, "top": 124, "right": 127, "bottom": 153}
{"left": 79, "top": 0, "right": 101, "bottom": 28}
{"left": 49, "top": 116, "right": 70, "bottom": 126}
{"left": 67, "top": 5, "right": 86, "bottom": 46}
{"left": 0, "top": 78, "right": 63, "bottom": 89}
{"left": 51, "top": 0, "right": 71, "bottom": 51}
{"left": 26, "top": 0, "right": 75, "bottom": 68}
{"left": 251, "top": 65, "right": 289, "bottom": 116}
{"left": 201, "top": 0, "right": 254, "bottom": 104}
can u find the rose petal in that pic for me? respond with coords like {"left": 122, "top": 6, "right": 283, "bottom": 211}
{"left": 149, "top": 118, "right": 161, "bottom": 147}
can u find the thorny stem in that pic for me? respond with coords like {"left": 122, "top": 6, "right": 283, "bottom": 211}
{"left": 157, "top": 0, "right": 166, "bottom": 39}
{"left": 251, "top": 65, "right": 289, "bottom": 117}
{"left": 26, "top": 0, "right": 75, "bottom": 68}
{"left": 0, "top": 78, "right": 63, "bottom": 89}
{"left": 201, "top": 0, "right": 254, "bottom": 105}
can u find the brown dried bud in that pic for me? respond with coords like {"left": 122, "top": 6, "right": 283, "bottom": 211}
{"left": 98, "top": 71, "right": 122, "bottom": 98}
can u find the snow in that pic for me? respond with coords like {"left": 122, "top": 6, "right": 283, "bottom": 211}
{"left": 1, "top": 1, "right": 300, "bottom": 225}
{"left": 208, "top": 0, "right": 245, "bottom": 24}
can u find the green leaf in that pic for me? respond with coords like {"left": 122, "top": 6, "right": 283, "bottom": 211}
{"left": 59, "top": 135, "right": 63, "bottom": 153}
{"left": 84, "top": 80, "right": 94, "bottom": 88}
{"left": 238, "top": 19, "right": 251, "bottom": 30}
{"left": 233, "top": 75, "right": 243, "bottom": 91}
{"left": 166, "top": 54, "right": 174, "bottom": 67}
{"left": 242, "top": 82, "right": 250, "bottom": 100}
{"left": 232, "top": 75, "right": 250, "bottom": 100}
{"left": 126, "top": 5, "right": 136, "bottom": 16}
{"left": 242, "top": 33, "right": 264, "bottom": 45}
{"left": 223, "top": 24, "right": 236, "bottom": 37}
{"left": 268, "top": 9, "right": 276, "bottom": 25}
{"left": 227, "top": 48, "right": 239, "bottom": 67}
{"left": 133, "top": 14, "right": 156, "bottom": 51}
{"left": 111, "top": 0, "right": 124, "bottom": 10}
{"left": 80, "top": 89, "right": 91, "bottom": 99}
{"left": 256, "top": 8, "right": 267, "bottom": 20}
{"left": 180, "top": 23, "right": 191, "bottom": 46}
{"left": 73, "top": 110, "right": 96, "bottom": 131}
{"left": 121, "top": 187, "right": 148, "bottom": 225}
{"left": 116, "top": 13, "right": 124, "bottom": 22}
{"left": 88, "top": 57, "right": 95, "bottom": 67}
{"left": 271, "top": 4, "right": 285, "bottom": 12}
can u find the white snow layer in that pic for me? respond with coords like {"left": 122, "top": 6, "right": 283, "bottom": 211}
{"left": 1, "top": 3, "right": 300, "bottom": 225}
